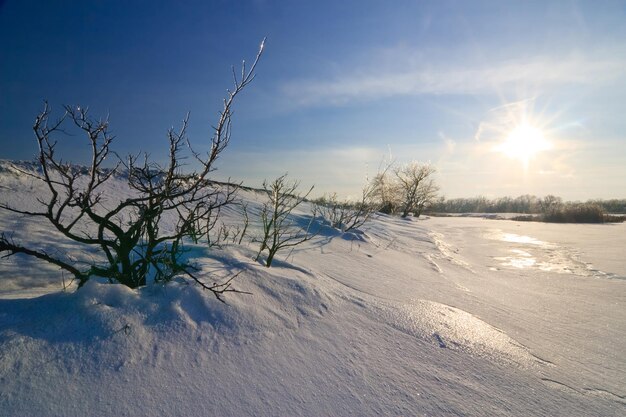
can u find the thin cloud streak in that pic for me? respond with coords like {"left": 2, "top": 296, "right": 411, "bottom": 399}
{"left": 281, "top": 55, "right": 624, "bottom": 107}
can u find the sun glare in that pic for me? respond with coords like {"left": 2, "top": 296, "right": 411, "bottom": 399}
{"left": 495, "top": 123, "right": 551, "bottom": 167}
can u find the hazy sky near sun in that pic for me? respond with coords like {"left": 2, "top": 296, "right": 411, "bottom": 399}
{"left": 1, "top": 0, "right": 625, "bottom": 200}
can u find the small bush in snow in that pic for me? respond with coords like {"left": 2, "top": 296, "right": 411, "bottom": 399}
{"left": 0, "top": 40, "right": 265, "bottom": 300}
{"left": 313, "top": 187, "right": 374, "bottom": 232}
{"left": 255, "top": 174, "right": 315, "bottom": 267}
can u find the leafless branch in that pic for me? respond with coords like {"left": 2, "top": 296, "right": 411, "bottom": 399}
{"left": 255, "top": 174, "right": 315, "bottom": 267}
{"left": 0, "top": 40, "right": 266, "bottom": 299}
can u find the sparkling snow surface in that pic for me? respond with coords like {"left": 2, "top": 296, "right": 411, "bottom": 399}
{"left": 0, "top": 161, "right": 625, "bottom": 416}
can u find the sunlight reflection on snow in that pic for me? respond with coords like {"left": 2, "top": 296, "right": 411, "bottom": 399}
{"left": 382, "top": 299, "right": 551, "bottom": 368}
{"left": 500, "top": 233, "right": 547, "bottom": 246}
{"left": 486, "top": 230, "right": 597, "bottom": 275}
{"left": 495, "top": 249, "right": 536, "bottom": 269}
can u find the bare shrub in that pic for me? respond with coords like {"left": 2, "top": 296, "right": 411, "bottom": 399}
{"left": 0, "top": 40, "right": 265, "bottom": 300}
{"left": 255, "top": 174, "right": 314, "bottom": 267}
{"left": 313, "top": 185, "right": 374, "bottom": 232}
{"left": 369, "top": 160, "right": 401, "bottom": 214}
{"left": 543, "top": 202, "right": 605, "bottom": 223}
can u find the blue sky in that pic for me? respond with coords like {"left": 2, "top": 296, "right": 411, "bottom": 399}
{"left": 1, "top": 0, "right": 625, "bottom": 200}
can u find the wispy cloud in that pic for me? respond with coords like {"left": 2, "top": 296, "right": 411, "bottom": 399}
{"left": 473, "top": 99, "right": 539, "bottom": 143}
{"left": 281, "top": 54, "right": 624, "bottom": 107}
{"left": 438, "top": 131, "right": 457, "bottom": 154}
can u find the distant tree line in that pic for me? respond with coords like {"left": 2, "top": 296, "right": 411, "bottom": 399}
{"left": 429, "top": 195, "right": 626, "bottom": 223}
{"left": 430, "top": 195, "right": 626, "bottom": 215}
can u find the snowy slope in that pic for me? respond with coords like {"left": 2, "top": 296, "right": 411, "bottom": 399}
{"left": 1, "top": 160, "right": 625, "bottom": 416}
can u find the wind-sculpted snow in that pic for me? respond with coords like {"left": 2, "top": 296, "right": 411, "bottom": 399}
{"left": 429, "top": 230, "right": 475, "bottom": 272}
{"left": 381, "top": 299, "right": 552, "bottom": 368}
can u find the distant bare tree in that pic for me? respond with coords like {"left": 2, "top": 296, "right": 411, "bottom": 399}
{"left": 0, "top": 40, "right": 265, "bottom": 300}
{"left": 413, "top": 178, "right": 439, "bottom": 217}
{"left": 394, "top": 162, "right": 438, "bottom": 218}
{"left": 370, "top": 159, "right": 401, "bottom": 214}
{"left": 540, "top": 195, "right": 563, "bottom": 217}
{"left": 255, "top": 174, "right": 314, "bottom": 267}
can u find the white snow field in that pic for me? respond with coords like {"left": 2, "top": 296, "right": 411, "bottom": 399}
{"left": 0, "top": 161, "right": 624, "bottom": 416}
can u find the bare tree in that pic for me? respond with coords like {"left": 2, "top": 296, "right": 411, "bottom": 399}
{"left": 540, "top": 195, "right": 563, "bottom": 218}
{"left": 413, "top": 178, "right": 439, "bottom": 217}
{"left": 394, "top": 162, "right": 438, "bottom": 218}
{"left": 0, "top": 40, "right": 265, "bottom": 300}
{"left": 369, "top": 159, "right": 401, "bottom": 214}
{"left": 255, "top": 174, "right": 314, "bottom": 267}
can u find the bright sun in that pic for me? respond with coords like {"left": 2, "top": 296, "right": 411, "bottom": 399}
{"left": 495, "top": 123, "right": 551, "bottom": 167}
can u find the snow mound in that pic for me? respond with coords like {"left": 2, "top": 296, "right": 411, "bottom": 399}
{"left": 0, "top": 262, "right": 336, "bottom": 416}
{"left": 381, "top": 299, "right": 551, "bottom": 368}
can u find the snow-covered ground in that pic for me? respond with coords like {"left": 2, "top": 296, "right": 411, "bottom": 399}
{"left": 1, "top": 161, "right": 625, "bottom": 416}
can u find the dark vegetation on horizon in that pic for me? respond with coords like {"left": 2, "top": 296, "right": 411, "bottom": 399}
{"left": 429, "top": 195, "right": 626, "bottom": 223}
